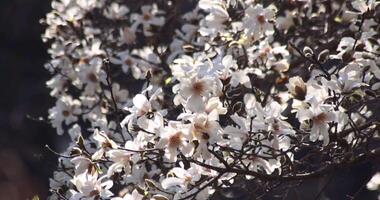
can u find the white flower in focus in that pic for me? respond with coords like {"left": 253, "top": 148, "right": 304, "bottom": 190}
{"left": 321, "top": 64, "right": 365, "bottom": 94}
{"left": 156, "top": 121, "right": 194, "bottom": 162}
{"left": 297, "top": 98, "right": 336, "bottom": 146}
{"left": 92, "top": 129, "right": 118, "bottom": 160}
{"left": 190, "top": 112, "right": 222, "bottom": 159}
{"left": 71, "top": 156, "right": 93, "bottom": 176}
{"left": 70, "top": 172, "right": 113, "bottom": 200}
{"left": 177, "top": 76, "right": 214, "bottom": 113}
{"left": 161, "top": 164, "right": 201, "bottom": 192}
{"left": 106, "top": 141, "right": 138, "bottom": 177}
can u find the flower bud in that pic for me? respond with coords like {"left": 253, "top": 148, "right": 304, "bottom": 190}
{"left": 318, "top": 49, "right": 329, "bottom": 63}
{"left": 303, "top": 46, "right": 314, "bottom": 58}
{"left": 287, "top": 76, "right": 307, "bottom": 100}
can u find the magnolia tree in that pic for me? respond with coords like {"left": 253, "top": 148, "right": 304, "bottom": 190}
{"left": 42, "top": 0, "right": 380, "bottom": 199}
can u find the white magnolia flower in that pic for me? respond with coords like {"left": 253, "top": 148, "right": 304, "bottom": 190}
{"left": 198, "top": 0, "right": 230, "bottom": 37}
{"left": 92, "top": 129, "right": 118, "bottom": 160}
{"left": 49, "top": 95, "right": 82, "bottom": 135}
{"left": 176, "top": 76, "right": 214, "bottom": 113}
{"left": 190, "top": 112, "right": 222, "bottom": 159}
{"left": 131, "top": 4, "right": 165, "bottom": 36}
{"left": 297, "top": 98, "right": 336, "bottom": 146}
{"left": 78, "top": 57, "right": 106, "bottom": 96}
{"left": 106, "top": 141, "right": 138, "bottom": 177}
{"left": 321, "top": 64, "right": 365, "bottom": 94}
{"left": 104, "top": 3, "right": 129, "bottom": 20}
{"left": 71, "top": 156, "right": 93, "bottom": 176}
{"left": 161, "top": 164, "right": 201, "bottom": 192}
{"left": 70, "top": 172, "right": 113, "bottom": 200}
{"left": 156, "top": 121, "right": 194, "bottom": 162}
{"left": 242, "top": 4, "right": 276, "bottom": 42}
{"left": 110, "top": 50, "right": 142, "bottom": 78}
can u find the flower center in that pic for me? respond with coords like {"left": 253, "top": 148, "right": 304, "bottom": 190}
{"left": 201, "top": 132, "right": 210, "bottom": 140}
{"left": 87, "top": 73, "right": 98, "bottom": 82}
{"left": 62, "top": 110, "right": 70, "bottom": 117}
{"left": 89, "top": 189, "right": 100, "bottom": 198}
{"left": 191, "top": 81, "right": 205, "bottom": 96}
{"left": 143, "top": 14, "right": 151, "bottom": 21}
{"left": 124, "top": 59, "right": 133, "bottom": 66}
{"left": 168, "top": 132, "right": 182, "bottom": 148}
{"left": 313, "top": 113, "right": 327, "bottom": 125}
{"left": 257, "top": 14, "right": 266, "bottom": 24}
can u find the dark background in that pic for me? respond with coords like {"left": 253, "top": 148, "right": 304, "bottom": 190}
{"left": 0, "top": 0, "right": 378, "bottom": 199}
{"left": 0, "top": 0, "right": 57, "bottom": 199}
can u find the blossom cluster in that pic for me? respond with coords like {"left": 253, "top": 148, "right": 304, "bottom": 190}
{"left": 42, "top": 0, "right": 380, "bottom": 199}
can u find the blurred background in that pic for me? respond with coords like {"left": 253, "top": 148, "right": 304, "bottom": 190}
{"left": 0, "top": 0, "right": 57, "bottom": 199}
{"left": 0, "top": 0, "right": 378, "bottom": 199}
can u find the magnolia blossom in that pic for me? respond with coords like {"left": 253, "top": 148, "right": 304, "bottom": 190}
{"left": 321, "top": 64, "right": 365, "bottom": 94}
{"left": 131, "top": 4, "right": 165, "bottom": 36}
{"left": 104, "top": 3, "right": 129, "bottom": 20}
{"left": 71, "top": 156, "right": 93, "bottom": 176}
{"left": 198, "top": 0, "right": 230, "bottom": 37}
{"left": 106, "top": 141, "right": 138, "bottom": 177}
{"left": 243, "top": 4, "right": 275, "bottom": 42}
{"left": 70, "top": 172, "right": 113, "bottom": 200}
{"left": 92, "top": 129, "right": 118, "bottom": 160}
{"left": 49, "top": 95, "right": 82, "bottom": 135}
{"left": 43, "top": 1, "right": 380, "bottom": 199}
{"left": 189, "top": 112, "right": 222, "bottom": 159}
{"left": 156, "top": 122, "right": 194, "bottom": 162}
{"left": 161, "top": 164, "right": 201, "bottom": 192}
{"left": 78, "top": 57, "right": 105, "bottom": 96}
{"left": 298, "top": 98, "right": 337, "bottom": 146}
{"left": 176, "top": 76, "right": 214, "bottom": 113}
